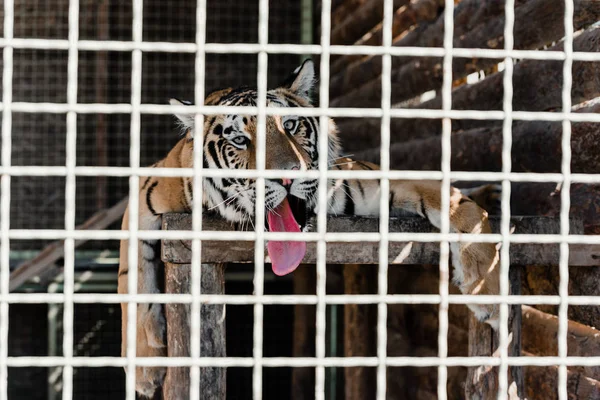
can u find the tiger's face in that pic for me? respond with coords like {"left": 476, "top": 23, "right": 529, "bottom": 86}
{"left": 171, "top": 60, "right": 340, "bottom": 255}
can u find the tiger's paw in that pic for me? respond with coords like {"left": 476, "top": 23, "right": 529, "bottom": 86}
{"left": 135, "top": 329, "right": 167, "bottom": 398}
{"left": 462, "top": 184, "right": 502, "bottom": 215}
{"left": 142, "top": 303, "right": 167, "bottom": 349}
{"left": 467, "top": 303, "right": 500, "bottom": 330}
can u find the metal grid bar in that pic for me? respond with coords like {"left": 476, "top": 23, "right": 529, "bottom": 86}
{"left": 0, "top": 0, "right": 594, "bottom": 398}
{"left": 252, "top": 0, "right": 269, "bottom": 396}
{"left": 190, "top": 0, "right": 208, "bottom": 398}
{"left": 376, "top": 0, "right": 393, "bottom": 398}
{"left": 5, "top": 102, "right": 600, "bottom": 122}
{"left": 3, "top": 38, "right": 600, "bottom": 61}
{"left": 559, "top": 2, "right": 575, "bottom": 399}
{"left": 3, "top": 166, "right": 600, "bottom": 183}
{"left": 124, "top": 0, "right": 144, "bottom": 398}
{"left": 0, "top": 0, "right": 14, "bottom": 398}
{"left": 5, "top": 355, "right": 600, "bottom": 368}
{"left": 4, "top": 293, "right": 600, "bottom": 306}
{"left": 316, "top": 0, "right": 332, "bottom": 398}
{"left": 498, "top": 1, "right": 515, "bottom": 398}
{"left": 61, "top": 0, "right": 80, "bottom": 397}
{"left": 437, "top": 1, "right": 454, "bottom": 398}
{"left": 3, "top": 229, "right": 600, "bottom": 244}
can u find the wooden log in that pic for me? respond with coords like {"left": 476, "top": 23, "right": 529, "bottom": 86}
{"left": 336, "top": 27, "right": 600, "bottom": 150}
{"left": 163, "top": 262, "right": 226, "bottom": 400}
{"left": 523, "top": 352, "right": 600, "bottom": 400}
{"left": 330, "top": 0, "right": 443, "bottom": 75}
{"left": 465, "top": 267, "right": 523, "bottom": 399}
{"left": 522, "top": 305, "right": 600, "bottom": 379}
{"left": 161, "top": 214, "right": 594, "bottom": 266}
{"left": 343, "top": 263, "right": 376, "bottom": 400}
{"left": 331, "top": 0, "right": 367, "bottom": 26}
{"left": 330, "top": 0, "right": 408, "bottom": 46}
{"left": 329, "top": 0, "right": 600, "bottom": 107}
{"left": 354, "top": 108, "right": 600, "bottom": 174}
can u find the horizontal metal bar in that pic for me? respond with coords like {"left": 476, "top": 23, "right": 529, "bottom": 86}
{"left": 5, "top": 228, "right": 600, "bottom": 244}
{"left": 2, "top": 293, "right": 599, "bottom": 306}
{"left": 5, "top": 355, "right": 600, "bottom": 368}
{"left": 0, "top": 166, "right": 599, "bottom": 185}
{"left": 3, "top": 102, "right": 600, "bottom": 123}
{"left": 2, "top": 38, "right": 600, "bottom": 61}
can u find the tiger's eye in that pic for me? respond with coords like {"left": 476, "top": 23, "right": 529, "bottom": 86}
{"left": 284, "top": 119, "right": 297, "bottom": 132}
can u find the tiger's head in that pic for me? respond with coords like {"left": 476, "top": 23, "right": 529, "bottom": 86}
{"left": 170, "top": 60, "right": 340, "bottom": 275}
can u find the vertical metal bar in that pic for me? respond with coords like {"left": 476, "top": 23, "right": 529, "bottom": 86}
{"left": 62, "top": 0, "right": 80, "bottom": 397}
{"left": 0, "top": 0, "right": 13, "bottom": 398}
{"left": 316, "top": 0, "right": 332, "bottom": 399}
{"left": 498, "top": 1, "right": 515, "bottom": 399}
{"left": 190, "top": 0, "right": 207, "bottom": 397}
{"left": 438, "top": 1, "right": 454, "bottom": 399}
{"left": 376, "top": 0, "right": 393, "bottom": 398}
{"left": 558, "top": 1, "right": 574, "bottom": 399}
{"left": 253, "top": 0, "right": 269, "bottom": 398}
{"left": 126, "top": 0, "right": 143, "bottom": 398}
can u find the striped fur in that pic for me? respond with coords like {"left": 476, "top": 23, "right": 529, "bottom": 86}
{"left": 118, "top": 60, "right": 500, "bottom": 397}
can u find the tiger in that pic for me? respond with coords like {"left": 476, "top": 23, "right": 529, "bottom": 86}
{"left": 117, "top": 59, "right": 500, "bottom": 397}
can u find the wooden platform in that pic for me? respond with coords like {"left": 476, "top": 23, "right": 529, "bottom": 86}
{"left": 161, "top": 213, "right": 595, "bottom": 266}
{"left": 160, "top": 213, "right": 600, "bottom": 399}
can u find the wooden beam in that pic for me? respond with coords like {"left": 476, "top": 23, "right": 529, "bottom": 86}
{"left": 9, "top": 197, "right": 129, "bottom": 291}
{"left": 162, "top": 262, "right": 226, "bottom": 399}
{"left": 329, "top": 0, "right": 600, "bottom": 107}
{"left": 162, "top": 214, "right": 592, "bottom": 266}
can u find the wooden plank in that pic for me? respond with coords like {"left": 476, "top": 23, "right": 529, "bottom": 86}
{"left": 329, "top": 0, "right": 600, "bottom": 108}
{"left": 161, "top": 214, "right": 589, "bottom": 265}
{"left": 163, "top": 262, "right": 226, "bottom": 400}
{"left": 9, "top": 197, "right": 129, "bottom": 291}
{"left": 522, "top": 305, "right": 600, "bottom": 379}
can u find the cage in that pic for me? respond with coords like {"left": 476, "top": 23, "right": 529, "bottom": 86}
{"left": 3, "top": 0, "right": 600, "bottom": 399}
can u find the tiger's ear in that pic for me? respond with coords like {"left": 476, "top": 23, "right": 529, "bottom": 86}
{"left": 205, "top": 87, "right": 232, "bottom": 105}
{"left": 282, "top": 59, "right": 315, "bottom": 100}
{"left": 169, "top": 98, "right": 194, "bottom": 130}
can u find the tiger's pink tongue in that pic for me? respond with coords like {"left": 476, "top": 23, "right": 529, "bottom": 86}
{"left": 267, "top": 197, "right": 306, "bottom": 276}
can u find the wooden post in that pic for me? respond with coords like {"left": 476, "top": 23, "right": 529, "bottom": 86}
{"left": 292, "top": 265, "right": 317, "bottom": 400}
{"left": 163, "top": 262, "right": 226, "bottom": 400}
{"left": 465, "top": 266, "right": 523, "bottom": 399}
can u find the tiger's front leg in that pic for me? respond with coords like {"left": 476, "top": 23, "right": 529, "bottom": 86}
{"left": 330, "top": 159, "right": 501, "bottom": 328}
{"left": 387, "top": 180, "right": 501, "bottom": 327}
{"left": 118, "top": 208, "right": 167, "bottom": 398}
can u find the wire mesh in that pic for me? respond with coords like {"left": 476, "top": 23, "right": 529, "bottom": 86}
{"left": 0, "top": 0, "right": 596, "bottom": 399}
